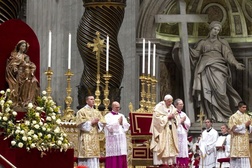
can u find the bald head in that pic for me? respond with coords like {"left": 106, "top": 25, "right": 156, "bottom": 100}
{"left": 112, "top": 101, "right": 120, "bottom": 113}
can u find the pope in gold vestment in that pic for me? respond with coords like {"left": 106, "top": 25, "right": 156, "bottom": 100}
{"left": 150, "top": 95, "right": 179, "bottom": 166}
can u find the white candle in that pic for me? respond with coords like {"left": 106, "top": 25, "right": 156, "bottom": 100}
{"left": 148, "top": 41, "right": 151, "bottom": 75}
{"left": 153, "top": 44, "right": 156, "bottom": 76}
{"left": 68, "top": 33, "right": 72, "bottom": 69}
{"left": 106, "top": 35, "right": 109, "bottom": 72}
{"left": 142, "top": 38, "right": 145, "bottom": 74}
{"left": 48, "top": 30, "right": 52, "bottom": 68}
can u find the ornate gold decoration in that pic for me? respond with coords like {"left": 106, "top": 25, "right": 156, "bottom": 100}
{"left": 62, "top": 69, "right": 75, "bottom": 122}
{"left": 137, "top": 74, "right": 147, "bottom": 112}
{"left": 145, "top": 75, "right": 152, "bottom": 112}
{"left": 44, "top": 67, "right": 53, "bottom": 100}
{"left": 87, "top": 31, "right": 105, "bottom": 110}
{"left": 60, "top": 123, "right": 79, "bottom": 157}
{"left": 103, "top": 72, "right": 112, "bottom": 113}
{"left": 197, "top": 109, "right": 205, "bottom": 128}
{"left": 151, "top": 77, "right": 158, "bottom": 110}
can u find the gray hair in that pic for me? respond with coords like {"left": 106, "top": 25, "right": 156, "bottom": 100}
{"left": 164, "top": 94, "right": 173, "bottom": 100}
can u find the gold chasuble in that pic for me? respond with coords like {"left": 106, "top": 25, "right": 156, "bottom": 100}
{"left": 76, "top": 106, "right": 106, "bottom": 158}
{"left": 229, "top": 111, "right": 252, "bottom": 157}
{"left": 150, "top": 102, "right": 179, "bottom": 161}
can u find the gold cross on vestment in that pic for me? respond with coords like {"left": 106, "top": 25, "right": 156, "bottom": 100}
{"left": 87, "top": 31, "right": 105, "bottom": 59}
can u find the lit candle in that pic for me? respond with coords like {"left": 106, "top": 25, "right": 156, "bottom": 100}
{"left": 148, "top": 41, "right": 151, "bottom": 75}
{"left": 142, "top": 38, "right": 145, "bottom": 74}
{"left": 106, "top": 35, "right": 109, "bottom": 72}
{"left": 153, "top": 44, "right": 156, "bottom": 77}
{"left": 68, "top": 33, "right": 71, "bottom": 69}
{"left": 48, "top": 30, "right": 52, "bottom": 68}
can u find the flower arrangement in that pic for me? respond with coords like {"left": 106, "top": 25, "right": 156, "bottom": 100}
{"left": 0, "top": 89, "right": 71, "bottom": 152}
{"left": 0, "top": 89, "right": 17, "bottom": 135}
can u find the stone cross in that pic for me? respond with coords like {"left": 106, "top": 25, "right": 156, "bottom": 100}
{"left": 155, "top": 0, "right": 208, "bottom": 122}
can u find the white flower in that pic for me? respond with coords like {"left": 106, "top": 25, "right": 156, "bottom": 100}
{"left": 42, "top": 91, "right": 47, "bottom": 95}
{"left": 32, "top": 120, "right": 37, "bottom": 124}
{"left": 42, "top": 96, "right": 47, "bottom": 100}
{"left": 30, "top": 143, "right": 36, "bottom": 148}
{"left": 0, "top": 90, "right": 4, "bottom": 94}
{"left": 6, "top": 89, "right": 10, "bottom": 92}
{"left": 5, "top": 107, "right": 10, "bottom": 112}
{"left": 7, "top": 100, "right": 13, "bottom": 104}
{"left": 36, "top": 107, "right": 41, "bottom": 111}
{"left": 12, "top": 111, "right": 17, "bottom": 116}
{"left": 54, "top": 127, "right": 60, "bottom": 133}
{"left": 18, "top": 142, "right": 24, "bottom": 148}
{"left": 42, "top": 127, "right": 46, "bottom": 131}
{"left": 22, "top": 136, "right": 27, "bottom": 141}
{"left": 27, "top": 103, "right": 33, "bottom": 109}
{"left": 15, "top": 130, "right": 20, "bottom": 134}
{"left": 28, "top": 137, "right": 32, "bottom": 141}
{"left": 57, "top": 140, "right": 62, "bottom": 145}
{"left": 3, "top": 116, "right": 8, "bottom": 121}
{"left": 33, "top": 134, "right": 38, "bottom": 140}
{"left": 51, "top": 116, "right": 56, "bottom": 120}
{"left": 35, "top": 112, "right": 40, "bottom": 117}
{"left": 11, "top": 140, "right": 16, "bottom": 146}
{"left": 46, "top": 116, "right": 52, "bottom": 121}
{"left": 47, "top": 128, "right": 51, "bottom": 132}
{"left": 20, "top": 130, "right": 25, "bottom": 134}
{"left": 34, "top": 124, "right": 40, "bottom": 129}
{"left": 47, "top": 134, "right": 51, "bottom": 139}
{"left": 25, "top": 121, "right": 30, "bottom": 126}
{"left": 39, "top": 121, "right": 43, "bottom": 126}
{"left": 56, "top": 119, "right": 61, "bottom": 124}
{"left": 0, "top": 100, "right": 4, "bottom": 105}
{"left": 58, "top": 137, "right": 63, "bottom": 141}
{"left": 38, "top": 133, "right": 43, "bottom": 137}
{"left": 30, "top": 130, "right": 35, "bottom": 134}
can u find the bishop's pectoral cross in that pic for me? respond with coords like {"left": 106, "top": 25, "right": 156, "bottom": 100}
{"left": 155, "top": 0, "right": 208, "bottom": 122}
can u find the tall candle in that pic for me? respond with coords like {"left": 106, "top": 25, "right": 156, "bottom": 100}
{"left": 153, "top": 44, "right": 156, "bottom": 76}
{"left": 142, "top": 38, "right": 145, "bottom": 74}
{"left": 106, "top": 35, "right": 109, "bottom": 72}
{"left": 48, "top": 30, "right": 52, "bottom": 68}
{"left": 148, "top": 41, "right": 151, "bottom": 75}
{"left": 68, "top": 33, "right": 72, "bottom": 69}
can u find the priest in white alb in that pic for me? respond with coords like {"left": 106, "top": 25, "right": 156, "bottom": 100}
{"left": 199, "top": 118, "right": 218, "bottom": 167}
{"left": 104, "top": 101, "right": 130, "bottom": 168}
{"left": 174, "top": 98, "right": 191, "bottom": 167}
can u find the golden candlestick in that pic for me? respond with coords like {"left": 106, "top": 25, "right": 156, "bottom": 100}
{"left": 136, "top": 74, "right": 147, "bottom": 112}
{"left": 146, "top": 75, "right": 152, "bottom": 111}
{"left": 151, "top": 77, "right": 158, "bottom": 109}
{"left": 87, "top": 31, "right": 105, "bottom": 110}
{"left": 103, "top": 72, "right": 112, "bottom": 113}
{"left": 45, "top": 67, "right": 53, "bottom": 100}
{"left": 62, "top": 69, "right": 75, "bottom": 122}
